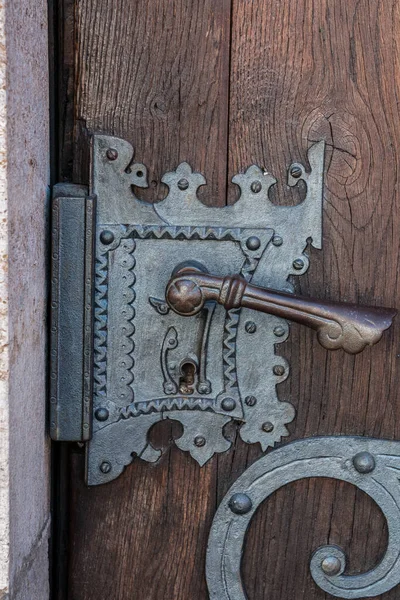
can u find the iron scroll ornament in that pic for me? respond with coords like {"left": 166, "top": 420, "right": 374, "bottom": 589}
{"left": 206, "top": 437, "right": 400, "bottom": 599}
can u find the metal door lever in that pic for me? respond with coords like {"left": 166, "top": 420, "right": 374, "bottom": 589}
{"left": 166, "top": 265, "right": 396, "bottom": 354}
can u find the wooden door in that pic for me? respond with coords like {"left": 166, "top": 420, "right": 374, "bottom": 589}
{"left": 52, "top": 1, "right": 400, "bottom": 599}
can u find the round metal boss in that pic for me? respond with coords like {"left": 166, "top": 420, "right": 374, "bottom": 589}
{"left": 246, "top": 236, "right": 261, "bottom": 250}
{"left": 221, "top": 397, "right": 236, "bottom": 412}
{"left": 353, "top": 451, "right": 376, "bottom": 474}
{"left": 95, "top": 407, "right": 109, "bottom": 422}
{"left": 321, "top": 556, "right": 342, "bottom": 576}
{"left": 100, "top": 230, "right": 115, "bottom": 245}
{"left": 229, "top": 493, "right": 253, "bottom": 515}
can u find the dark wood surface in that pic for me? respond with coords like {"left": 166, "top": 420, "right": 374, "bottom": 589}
{"left": 59, "top": 1, "right": 400, "bottom": 598}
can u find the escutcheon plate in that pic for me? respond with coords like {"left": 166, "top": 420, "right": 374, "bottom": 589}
{"left": 85, "top": 134, "right": 325, "bottom": 484}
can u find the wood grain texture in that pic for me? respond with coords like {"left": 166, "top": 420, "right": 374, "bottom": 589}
{"left": 73, "top": 0, "right": 231, "bottom": 203}
{"left": 64, "top": 1, "right": 400, "bottom": 599}
{"left": 230, "top": 1, "right": 400, "bottom": 598}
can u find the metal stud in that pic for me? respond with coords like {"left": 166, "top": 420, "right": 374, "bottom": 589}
{"left": 245, "top": 395, "right": 257, "bottom": 407}
{"left": 95, "top": 407, "right": 109, "bottom": 422}
{"left": 100, "top": 230, "right": 115, "bottom": 245}
{"left": 177, "top": 178, "right": 189, "bottom": 190}
{"left": 221, "top": 397, "right": 236, "bottom": 412}
{"left": 229, "top": 493, "right": 253, "bottom": 515}
{"left": 273, "top": 365, "right": 285, "bottom": 376}
{"left": 251, "top": 180, "right": 262, "bottom": 193}
{"left": 194, "top": 435, "right": 206, "bottom": 447}
{"left": 293, "top": 258, "right": 305, "bottom": 270}
{"left": 261, "top": 422, "right": 274, "bottom": 433}
{"left": 321, "top": 556, "right": 342, "bottom": 576}
{"left": 100, "top": 461, "right": 112, "bottom": 474}
{"left": 245, "top": 321, "right": 257, "bottom": 334}
{"left": 273, "top": 325, "right": 286, "bottom": 337}
{"left": 198, "top": 383, "right": 211, "bottom": 395}
{"left": 106, "top": 148, "right": 118, "bottom": 161}
{"left": 246, "top": 236, "right": 261, "bottom": 251}
{"left": 290, "top": 165, "right": 302, "bottom": 178}
{"left": 272, "top": 235, "right": 283, "bottom": 246}
{"left": 353, "top": 451, "right": 376, "bottom": 474}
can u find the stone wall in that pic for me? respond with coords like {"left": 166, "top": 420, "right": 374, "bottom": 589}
{"left": 0, "top": 0, "right": 50, "bottom": 597}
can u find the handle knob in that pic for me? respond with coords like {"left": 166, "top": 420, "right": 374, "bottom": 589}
{"left": 166, "top": 267, "right": 396, "bottom": 354}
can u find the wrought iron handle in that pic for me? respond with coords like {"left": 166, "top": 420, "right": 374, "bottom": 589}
{"left": 166, "top": 266, "right": 396, "bottom": 354}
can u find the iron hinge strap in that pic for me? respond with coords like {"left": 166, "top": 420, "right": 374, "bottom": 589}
{"left": 50, "top": 183, "right": 95, "bottom": 441}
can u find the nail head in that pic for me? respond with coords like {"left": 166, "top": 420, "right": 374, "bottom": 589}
{"left": 106, "top": 148, "right": 118, "bottom": 161}
{"left": 251, "top": 180, "right": 262, "bottom": 193}
{"left": 245, "top": 321, "right": 257, "bottom": 334}
{"left": 178, "top": 178, "right": 189, "bottom": 190}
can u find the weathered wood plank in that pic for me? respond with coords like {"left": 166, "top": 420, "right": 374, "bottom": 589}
{"left": 228, "top": 1, "right": 400, "bottom": 598}
{"left": 73, "top": 0, "right": 231, "bottom": 203}
{"left": 67, "top": 1, "right": 232, "bottom": 598}
{"left": 65, "top": 1, "right": 400, "bottom": 599}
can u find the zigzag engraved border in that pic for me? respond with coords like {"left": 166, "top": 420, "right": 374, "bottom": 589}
{"left": 94, "top": 224, "right": 271, "bottom": 417}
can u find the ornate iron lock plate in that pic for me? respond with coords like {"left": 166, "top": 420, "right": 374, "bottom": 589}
{"left": 50, "top": 135, "right": 394, "bottom": 487}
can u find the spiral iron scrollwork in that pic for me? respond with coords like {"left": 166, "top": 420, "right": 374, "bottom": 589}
{"left": 206, "top": 436, "right": 400, "bottom": 599}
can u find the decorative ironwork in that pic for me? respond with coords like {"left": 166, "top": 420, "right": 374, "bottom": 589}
{"left": 51, "top": 135, "right": 395, "bottom": 487}
{"left": 206, "top": 436, "right": 400, "bottom": 599}
{"left": 84, "top": 134, "right": 326, "bottom": 484}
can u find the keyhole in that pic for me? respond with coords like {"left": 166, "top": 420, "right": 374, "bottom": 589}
{"left": 179, "top": 361, "right": 197, "bottom": 395}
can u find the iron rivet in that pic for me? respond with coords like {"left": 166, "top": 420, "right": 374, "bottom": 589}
{"left": 246, "top": 236, "right": 261, "bottom": 251}
{"left": 272, "top": 235, "right": 283, "bottom": 246}
{"left": 164, "top": 383, "right": 175, "bottom": 394}
{"left": 274, "top": 326, "right": 286, "bottom": 337}
{"left": 262, "top": 421, "right": 274, "bottom": 433}
{"left": 229, "top": 493, "right": 253, "bottom": 515}
{"left": 106, "top": 148, "right": 118, "bottom": 161}
{"left": 353, "top": 451, "right": 376, "bottom": 474}
{"left": 221, "top": 397, "right": 237, "bottom": 412}
{"left": 245, "top": 395, "right": 257, "bottom": 407}
{"left": 321, "top": 556, "right": 342, "bottom": 576}
{"left": 194, "top": 435, "right": 206, "bottom": 447}
{"left": 293, "top": 258, "right": 305, "bottom": 270}
{"left": 290, "top": 165, "right": 302, "bottom": 178}
{"left": 251, "top": 180, "right": 262, "bottom": 193}
{"left": 177, "top": 178, "right": 189, "bottom": 191}
{"left": 100, "top": 230, "right": 115, "bottom": 245}
{"left": 100, "top": 461, "right": 112, "bottom": 474}
{"left": 273, "top": 365, "right": 285, "bottom": 376}
{"left": 198, "top": 383, "right": 211, "bottom": 395}
{"left": 245, "top": 321, "right": 257, "bottom": 334}
{"left": 95, "top": 407, "right": 109, "bottom": 422}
